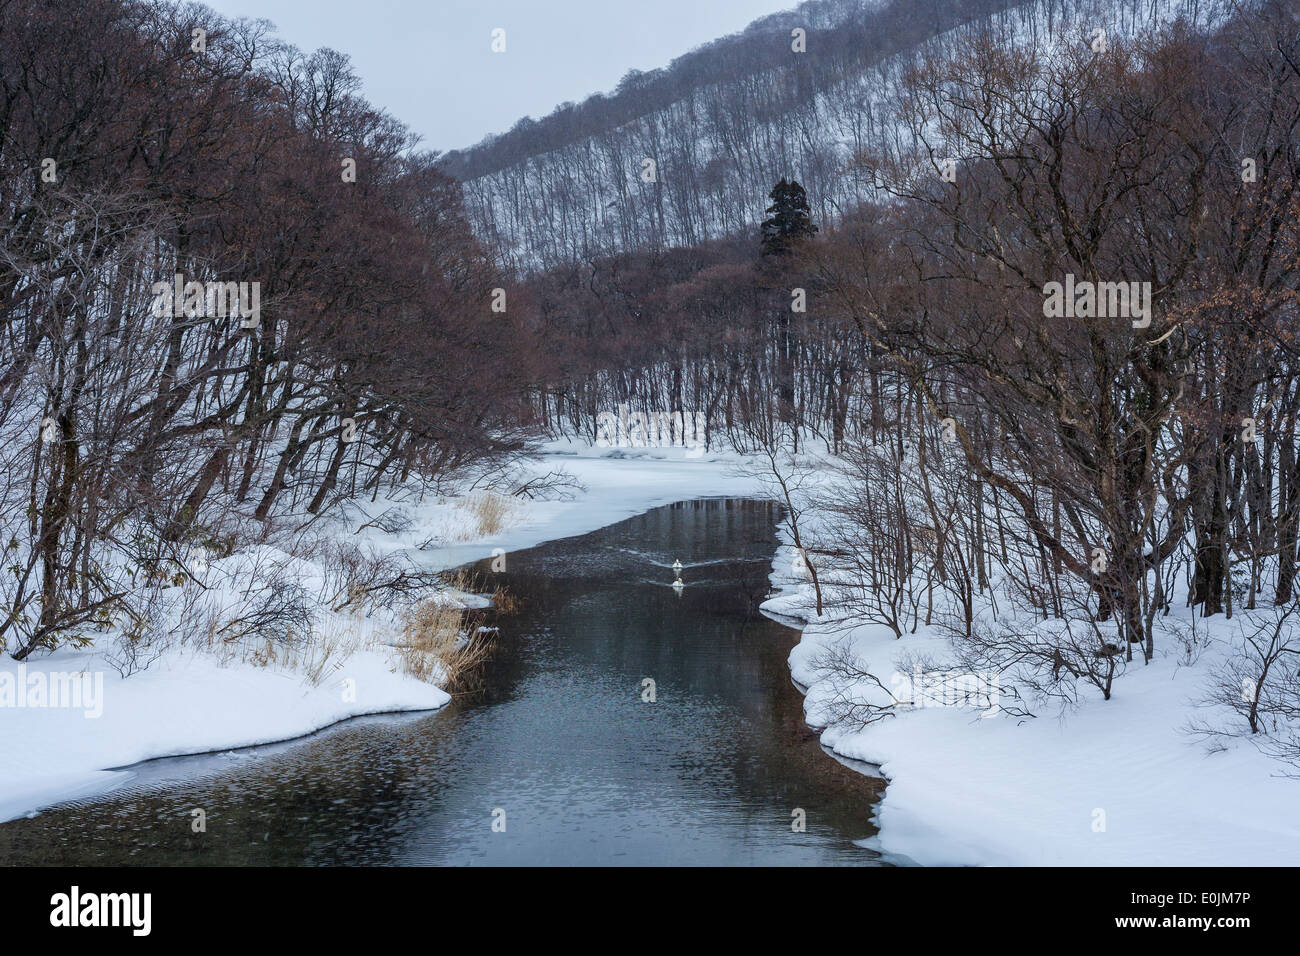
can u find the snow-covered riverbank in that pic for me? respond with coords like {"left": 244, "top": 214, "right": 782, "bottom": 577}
{"left": 763, "top": 528, "right": 1300, "bottom": 866}
{"left": 0, "top": 443, "right": 762, "bottom": 824}
{"left": 11, "top": 436, "right": 1294, "bottom": 868}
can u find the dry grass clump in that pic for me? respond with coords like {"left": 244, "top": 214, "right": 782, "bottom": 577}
{"left": 459, "top": 492, "right": 513, "bottom": 537}
{"left": 471, "top": 492, "right": 511, "bottom": 535}
{"left": 396, "top": 596, "right": 495, "bottom": 689}
{"left": 491, "top": 588, "right": 522, "bottom": 614}
{"left": 297, "top": 625, "right": 364, "bottom": 687}
{"left": 395, "top": 599, "right": 463, "bottom": 681}
{"left": 244, "top": 621, "right": 365, "bottom": 684}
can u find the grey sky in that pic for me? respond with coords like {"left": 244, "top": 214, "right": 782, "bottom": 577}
{"left": 200, "top": 0, "right": 800, "bottom": 154}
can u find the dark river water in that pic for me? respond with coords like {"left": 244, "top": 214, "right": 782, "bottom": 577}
{"left": 0, "top": 498, "right": 886, "bottom": 865}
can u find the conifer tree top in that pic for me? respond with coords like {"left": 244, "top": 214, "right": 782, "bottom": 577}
{"left": 760, "top": 178, "right": 818, "bottom": 256}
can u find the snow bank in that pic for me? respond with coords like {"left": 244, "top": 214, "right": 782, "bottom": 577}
{"left": 764, "top": 528, "right": 1300, "bottom": 867}
{"left": 0, "top": 441, "right": 762, "bottom": 824}
{"left": 0, "top": 644, "right": 449, "bottom": 824}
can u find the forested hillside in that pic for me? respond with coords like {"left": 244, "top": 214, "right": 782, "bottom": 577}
{"left": 444, "top": 0, "right": 1225, "bottom": 270}
{"left": 0, "top": 0, "right": 540, "bottom": 661}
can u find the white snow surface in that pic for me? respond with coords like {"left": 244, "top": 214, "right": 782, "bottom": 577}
{"left": 0, "top": 441, "right": 762, "bottom": 824}
{"left": 8, "top": 436, "right": 1297, "bottom": 868}
{"left": 763, "top": 535, "right": 1300, "bottom": 867}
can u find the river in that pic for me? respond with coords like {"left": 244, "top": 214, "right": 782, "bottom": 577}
{"left": 0, "top": 498, "right": 885, "bottom": 865}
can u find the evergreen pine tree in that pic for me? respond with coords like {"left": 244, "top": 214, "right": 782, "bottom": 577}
{"left": 760, "top": 178, "right": 817, "bottom": 256}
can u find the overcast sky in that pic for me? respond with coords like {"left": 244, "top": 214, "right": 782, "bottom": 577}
{"left": 200, "top": 0, "right": 799, "bottom": 154}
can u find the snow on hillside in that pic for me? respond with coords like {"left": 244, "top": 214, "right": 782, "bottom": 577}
{"left": 455, "top": 0, "right": 1233, "bottom": 270}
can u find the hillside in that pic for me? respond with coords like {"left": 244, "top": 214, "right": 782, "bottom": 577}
{"left": 442, "top": 0, "right": 1230, "bottom": 271}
